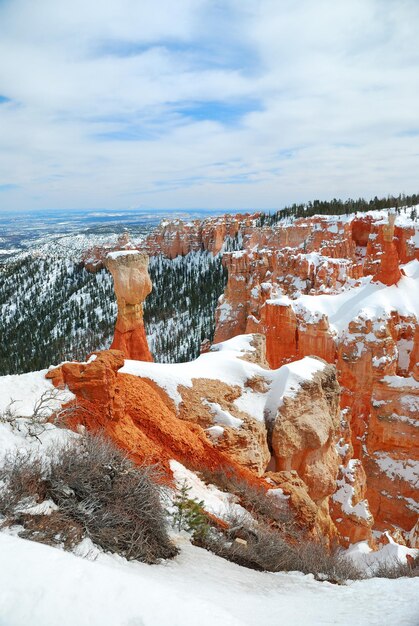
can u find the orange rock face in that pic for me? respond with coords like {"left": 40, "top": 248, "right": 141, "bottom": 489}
{"left": 76, "top": 207, "right": 418, "bottom": 546}
{"left": 105, "top": 251, "right": 153, "bottom": 361}
{"left": 372, "top": 213, "right": 403, "bottom": 286}
{"left": 271, "top": 364, "right": 340, "bottom": 501}
{"left": 47, "top": 350, "right": 263, "bottom": 487}
{"left": 212, "top": 210, "right": 418, "bottom": 539}
{"left": 363, "top": 375, "right": 419, "bottom": 532}
{"left": 47, "top": 335, "right": 366, "bottom": 544}
{"left": 82, "top": 213, "right": 259, "bottom": 269}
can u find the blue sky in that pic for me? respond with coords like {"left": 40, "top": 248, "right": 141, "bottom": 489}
{"left": 0, "top": 0, "right": 419, "bottom": 211}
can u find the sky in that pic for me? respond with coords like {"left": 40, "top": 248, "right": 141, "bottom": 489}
{"left": 0, "top": 0, "right": 419, "bottom": 211}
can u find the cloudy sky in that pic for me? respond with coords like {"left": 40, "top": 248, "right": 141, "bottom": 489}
{"left": 0, "top": 0, "right": 418, "bottom": 211}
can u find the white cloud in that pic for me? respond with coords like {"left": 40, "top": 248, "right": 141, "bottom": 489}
{"left": 0, "top": 0, "right": 418, "bottom": 210}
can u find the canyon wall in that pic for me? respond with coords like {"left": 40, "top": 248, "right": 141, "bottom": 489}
{"left": 48, "top": 334, "right": 371, "bottom": 544}
{"left": 212, "top": 211, "right": 419, "bottom": 540}
{"left": 77, "top": 207, "right": 418, "bottom": 546}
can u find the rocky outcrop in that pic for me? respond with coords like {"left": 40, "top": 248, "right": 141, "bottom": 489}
{"left": 268, "top": 362, "right": 349, "bottom": 540}
{"left": 46, "top": 333, "right": 366, "bottom": 543}
{"left": 74, "top": 207, "right": 419, "bottom": 546}
{"left": 82, "top": 213, "right": 257, "bottom": 269}
{"left": 363, "top": 375, "right": 419, "bottom": 533}
{"left": 270, "top": 363, "right": 340, "bottom": 501}
{"left": 105, "top": 251, "right": 153, "bottom": 361}
{"left": 330, "top": 454, "right": 374, "bottom": 546}
{"left": 46, "top": 349, "right": 263, "bottom": 487}
{"left": 372, "top": 213, "right": 403, "bottom": 286}
{"left": 211, "top": 211, "right": 418, "bottom": 540}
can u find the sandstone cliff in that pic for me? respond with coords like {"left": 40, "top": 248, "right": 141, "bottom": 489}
{"left": 47, "top": 333, "right": 364, "bottom": 542}
{"left": 76, "top": 207, "right": 419, "bottom": 548}
{"left": 211, "top": 211, "right": 419, "bottom": 542}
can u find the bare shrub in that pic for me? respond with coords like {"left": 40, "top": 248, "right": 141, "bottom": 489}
{"left": 0, "top": 399, "right": 19, "bottom": 425}
{"left": 195, "top": 470, "right": 363, "bottom": 583}
{"left": 0, "top": 449, "right": 46, "bottom": 515}
{"left": 198, "top": 513, "right": 363, "bottom": 582}
{"left": 18, "top": 511, "right": 84, "bottom": 550}
{"left": 199, "top": 466, "right": 295, "bottom": 533}
{"left": 0, "top": 433, "right": 178, "bottom": 563}
{"left": 0, "top": 388, "right": 80, "bottom": 440}
{"left": 296, "top": 540, "right": 364, "bottom": 583}
{"left": 372, "top": 555, "right": 419, "bottom": 579}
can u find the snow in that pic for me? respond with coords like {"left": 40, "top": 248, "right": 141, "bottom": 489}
{"left": 382, "top": 374, "right": 419, "bottom": 390}
{"left": 106, "top": 249, "right": 140, "bottom": 260}
{"left": 397, "top": 338, "right": 414, "bottom": 371}
{"left": 170, "top": 460, "right": 248, "bottom": 521}
{"left": 217, "top": 299, "right": 233, "bottom": 323}
{"left": 0, "top": 369, "right": 74, "bottom": 417}
{"left": 121, "top": 335, "right": 326, "bottom": 424}
{"left": 408, "top": 230, "right": 419, "bottom": 249}
{"left": 1, "top": 533, "right": 419, "bottom": 626}
{"left": 15, "top": 499, "right": 59, "bottom": 516}
{"left": 346, "top": 538, "right": 418, "bottom": 572}
{"left": 267, "top": 260, "right": 419, "bottom": 336}
{"left": 263, "top": 357, "right": 326, "bottom": 422}
{"left": 373, "top": 453, "right": 419, "bottom": 488}
{"left": 203, "top": 400, "right": 243, "bottom": 429}
{"left": 206, "top": 425, "right": 225, "bottom": 440}
{"left": 332, "top": 460, "right": 373, "bottom": 521}
{"left": 0, "top": 420, "right": 77, "bottom": 466}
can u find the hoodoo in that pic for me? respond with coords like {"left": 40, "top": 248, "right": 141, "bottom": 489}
{"left": 105, "top": 250, "right": 153, "bottom": 361}
{"left": 372, "top": 211, "right": 403, "bottom": 286}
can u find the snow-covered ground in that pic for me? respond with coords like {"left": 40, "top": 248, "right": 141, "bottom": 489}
{"left": 0, "top": 368, "right": 418, "bottom": 626}
{"left": 1, "top": 532, "right": 418, "bottom": 626}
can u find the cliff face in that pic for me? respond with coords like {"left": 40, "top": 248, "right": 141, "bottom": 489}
{"left": 72, "top": 208, "right": 418, "bottom": 547}
{"left": 105, "top": 251, "right": 153, "bottom": 361}
{"left": 212, "top": 211, "right": 419, "bottom": 541}
{"left": 47, "top": 334, "right": 365, "bottom": 543}
{"left": 83, "top": 213, "right": 257, "bottom": 270}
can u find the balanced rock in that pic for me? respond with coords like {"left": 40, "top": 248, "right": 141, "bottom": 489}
{"left": 105, "top": 250, "right": 153, "bottom": 361}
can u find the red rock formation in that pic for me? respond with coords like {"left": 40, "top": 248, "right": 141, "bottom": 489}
{"left": 212, "top": 210, "right": 419, "bottom": 537}
{"left": 105, "top": 251, "right": 153, "bottom": 361}
{"left": 271, "top": 363, "right": 340, "bottom": 498}
{"left": 46, "top": 335, "right": 368, "bottom": 543}
{"left": 82, "top": 213, "right": 258, "bottom": 269}
{"left": 77, "top": 207, "right": 418, "bottom": 543}
{"left": 330, "top": 458, "right": 374, "bottom": 546}
{"left": 372, "top": 213, "right": 403, "bottom": 286}
{"left": 363, "top": 375, "right": 419, "bottom": 532}
{"left": 46, "top": 350, "right": 264, "bottom": 487}
{"left": 251, "top": 302, "right": 298, "bottom": 367}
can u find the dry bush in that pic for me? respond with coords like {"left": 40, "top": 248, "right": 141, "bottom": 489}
{"left": 0, "top": 450, "right": 46, "bottom": 514}
{"left": 199, "top": 466, "right": 295, "bottom": 533}
{"left": 372, "top": 555, "right": 419, "bottom": 579}
{"left": 197, "top": 469, "right": 363, "bottom": 583}
{"left": 0, "top": 433, "right": 178, "bottom": 563}
{"left": 18, "top": 511, "right": 84, "bottom": 550}
{"left": 296, "top": 540, "right": 364, "bottom": 583}
{"left": 0, "top": 388, "right": 81, "bottom": 440}
{"left": 199, "top": 513, "right": 363, "bottom": 582}
{"left": 201, "top": 525, "right": 363, "bottom": 584}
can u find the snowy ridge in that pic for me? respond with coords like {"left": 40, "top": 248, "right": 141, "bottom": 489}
{"left": 267, "top": 260, "right": 419, "bottom": 337}
{"left": 121, "top": 334, "right": 326, "bottom": 422}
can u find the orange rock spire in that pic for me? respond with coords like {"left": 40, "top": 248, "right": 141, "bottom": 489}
{"left": 105, "top": 250, "right": 153, "bottom": 361}
{"left": 372, "top": 212, "right": 403, "bottom": 286}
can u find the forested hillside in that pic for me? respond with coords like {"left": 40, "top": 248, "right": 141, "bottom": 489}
{"left": 257, "top": 193, "right": 419, "bottom": 225}
{"left": 0, "top": 251, "right": 227, "bottom": 375}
